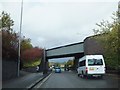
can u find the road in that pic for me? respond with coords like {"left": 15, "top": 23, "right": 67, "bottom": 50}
{"left": 34, "top": 71, "right": 119, "bottom": 88}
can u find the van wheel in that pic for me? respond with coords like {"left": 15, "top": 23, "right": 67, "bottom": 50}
{"left": 81, "top": 71, "right": 84, "bottom": 78}
{"left": 84, "top": 75, "right": 87, "bottom": 78}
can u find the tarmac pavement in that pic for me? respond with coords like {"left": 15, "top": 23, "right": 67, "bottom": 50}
{"left": 2, "top": 70, "right": 45, "bottom": 89}
{"left": 2, "top": 70, "right": 119, "bottom": 89}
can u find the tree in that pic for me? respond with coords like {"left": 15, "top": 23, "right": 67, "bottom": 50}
{"left": 54, "top": 62, "right": 61, "bottom": 67}
{"left": 21, "top": 47, "right": 43, "bottom": 61}
{"left": 21, "top": 47, "right": 44, "bottom": 67}
{"left": 1, "top": 11, "right": 43, "bottom": 69}
{"left": 66, "top": 59, "right": 74, "bottom": 67}
{"left": 1, "top": 11, "right": 19, "bottom": 60}
{"left": 93, "top": 11, "right": 120, "bottom": 70}
{"left": 21, "top": 37, "right": 33, "bottom": 52}
{"left": 0, "top": 11, "right": 14, "bottom": 30}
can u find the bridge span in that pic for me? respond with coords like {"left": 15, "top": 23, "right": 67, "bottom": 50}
{"left": 41, "top": 35, "right": 103, "bottom": 74}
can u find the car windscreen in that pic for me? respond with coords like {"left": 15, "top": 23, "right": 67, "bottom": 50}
{"left": 88, "top": 59, "right": 103, "bottom": 66}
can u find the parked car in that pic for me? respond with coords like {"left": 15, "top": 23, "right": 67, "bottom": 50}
{"left": 36, "top": 66, "right": 39, "bottom": 72}
{"left": 77, "top": 55, "right": 105, "bottom": 78}
{"left": 48, "top": 67, "right": 53, "bottom": 72}
{"left": 55, "top": 67, "right": 61, "bottom": 73}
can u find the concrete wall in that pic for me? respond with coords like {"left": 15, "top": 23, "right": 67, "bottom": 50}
{"left": 2, "top": 59, "right": 18, "bottom": 81}
{"left": 84, "top": 37, "right": 104, "bottom": 55}
{"left": 22, "top": 66, "right": 38, "bottom": 73}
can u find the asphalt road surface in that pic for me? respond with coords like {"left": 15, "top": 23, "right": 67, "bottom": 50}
{"left": 35, "top": 71, "right": 119, "bottom": 88}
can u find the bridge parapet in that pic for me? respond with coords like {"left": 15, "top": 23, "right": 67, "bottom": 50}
{"left": 46, "top": 42, "right": 84, "bottom": 58}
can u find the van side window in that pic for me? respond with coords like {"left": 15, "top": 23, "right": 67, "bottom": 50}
{"left": 79, "top": 60, "right": 85, "bottom": 67}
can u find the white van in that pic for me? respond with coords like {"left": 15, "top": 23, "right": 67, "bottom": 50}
{"left": 77, "top": 55, "right": 105, "bottom": 78}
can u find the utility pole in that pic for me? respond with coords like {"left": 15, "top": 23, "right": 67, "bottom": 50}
{"left": 18, "top": 0, "right": 23, "bottom": 77}
{"left": 118, "top": 1, "right": 120, "bottom": 23}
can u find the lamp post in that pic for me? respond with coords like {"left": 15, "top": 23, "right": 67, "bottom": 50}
{"left": 18, "top": 0, "right": 23, "bottom": 77}
{"left": 118, "top": 1, "right": 120, "bottom": 23}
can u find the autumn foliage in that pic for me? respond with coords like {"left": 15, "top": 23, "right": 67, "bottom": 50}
{"left": 1, "top": 11, "right": 19, "bottom": 60}
{"left": 21, "top": 47, "right": 43, "bottom": 61}
{"left": 1, "top": 11, "right": 44, "bottom": 67}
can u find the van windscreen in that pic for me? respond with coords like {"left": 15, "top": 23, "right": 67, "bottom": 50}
{"left": 88, "top": 59, "right": 103, "bottom": 66}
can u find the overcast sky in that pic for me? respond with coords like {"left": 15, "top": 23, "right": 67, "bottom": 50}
{"left": 1, "top": 0, "right": 118, "bottom": 50}
{"left": 0, "top": 0, "right": 119, "bottom": 62}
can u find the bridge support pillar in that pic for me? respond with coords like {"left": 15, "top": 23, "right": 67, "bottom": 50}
{"left": 38, "top": 49, "right": 44, "bottom": 72}
{"left": 43, "top": 49, "right": 49, "bottom": 74}
{"left": 43, "top": 59, "right": 49, "bottom": 74}
{"left": 39, "top": 57, "right": 43, "bottom": 72}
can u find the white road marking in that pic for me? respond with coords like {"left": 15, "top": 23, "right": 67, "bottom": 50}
{"left": 34, "top": 73, "right": 52, "bottom": 88}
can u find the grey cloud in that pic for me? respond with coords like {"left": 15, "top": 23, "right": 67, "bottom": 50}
{"left": 2, "top": 2, "right": 118, "bottom": 49}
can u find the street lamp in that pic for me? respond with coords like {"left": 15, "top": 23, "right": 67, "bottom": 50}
{"left": 18, "top": 0, "right": 23, "bottom": 77}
